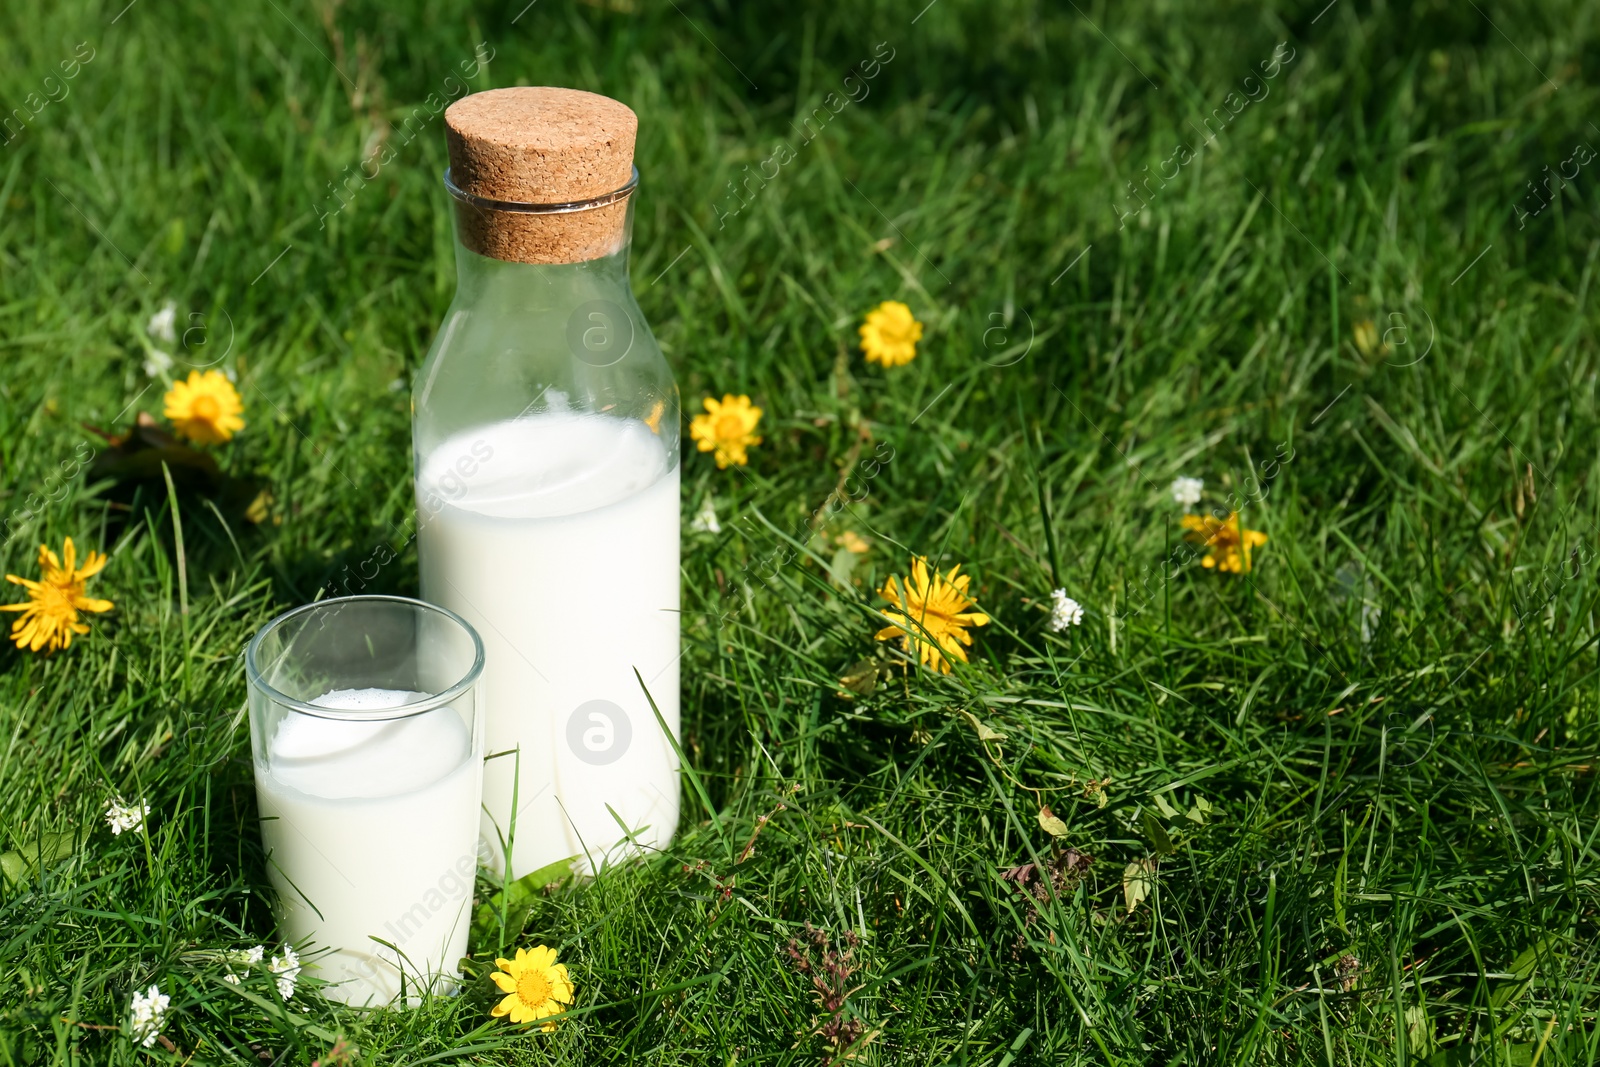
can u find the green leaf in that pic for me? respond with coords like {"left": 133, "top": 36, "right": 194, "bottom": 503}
{"left": 1141, "top": 809, "right": 1174, "bottom": 855}
{"left": 1122, "top": 857, "right": 1156, "bottom": 913}
{"left": 962, "top": 710, "right": 1006, "bottom": 742}
{"left": 1036, "top": 807, "right": 1069, "bottom": 837}
{"left": 1490, "top": 936, "right": 1557, "bottom": 1011}
{"left": 1153, "top": 793, "right": 1180, "bottom": 819}
{"left": 472, "top": 855, "right": 577, "bottom": 941}
{"left": 1405, "top": 1004, "right": 1434, "bottom": 1057}
{"left": 828, "top": 545, "right": 858, "bottom": 587}
{"left": 1, "top": 831, "right": 77, "bottom": 887}
{"left": 1333, "top": 850, "right": 1348, "bottom": 934}
{"left": 1505, "top": 937, "right": 1555, "bottom": 980}
{"left": 838, "top": 658, "right": 882, "bottom": 697}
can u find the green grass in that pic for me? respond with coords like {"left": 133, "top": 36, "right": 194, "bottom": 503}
{"left": 3, "top": 0, "right": 1600, "bottom": 1062}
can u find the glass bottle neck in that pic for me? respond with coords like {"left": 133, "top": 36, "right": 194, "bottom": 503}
{"left": 447, "top": 189, "right": 636, "bottom": 290}
{"left": 417, "top": 189, "right": 677, "bottom": 475}
{"left": 451, "top": 237, "right": 633, "bottom": 303}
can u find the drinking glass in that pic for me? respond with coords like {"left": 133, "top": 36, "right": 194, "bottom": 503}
{"left": 245, "top": 595, "right": 485, "bottom": 1006}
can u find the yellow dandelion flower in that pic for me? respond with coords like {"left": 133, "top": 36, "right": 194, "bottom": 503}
{"left": 1351, "top": 319, "right": 1385, "bottom": 359}
{"left": 490, "top": 945, "right": 574, "bottom": 1031}
{"left": 2, "top": 538, "right": 114, "bottom": 653}
{"left": 163, "top": 369, "right": 245, "bottom": 445}
{"left": 874, "top": 556, "right": 991, "bottom": 674}
{"left": 1181, "top": 512, "right": 1268, "bottom": 574}
{"left": 838, "top": 530, "right": 870, "bottom": 554}
{"left": 689, "top": 394, "right": 763, "bottom": 469}
{"left": 245, "top": 489, "right": 278, "bottom": 526}
{"left": 859, "top": 300, "right": 924, "bottom": 368}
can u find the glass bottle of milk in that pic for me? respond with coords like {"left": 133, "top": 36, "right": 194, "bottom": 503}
{"left": 412, "top": 87, "right": 680, "bottom": 880}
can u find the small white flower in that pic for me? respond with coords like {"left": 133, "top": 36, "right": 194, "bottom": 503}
{"left": 146, "top": 301, "right": 177, "bottom": 344}
{"left": 223, "top": 945, "right": 264, "bottom": 984}
{"left": 105, "top": 799, "right": 151, "bottom": 836}
{"left": 269, "top": 945, "right": 300, "bottom": 1000}
{"left": 129, "top": 983, "right": 169, "bottom": 1048}
{"left": 1360, "top": 600, "right": 1382, "bottom": 645}
{"left": 1170, "top": 476, "right": 1203, "bottom": 510}
{"left": 142, "top": 348, "right": 174, "bottom": 378}
{"left": 690, "top": 496, "right": 721, "bottom": 534}
{"left": 1048, "top": 589, "right": 1084, "bottom": 632}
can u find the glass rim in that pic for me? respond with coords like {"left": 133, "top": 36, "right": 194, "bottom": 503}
{"left": 443, "top": 165, "right": 639, "bottom": 215}
{"left": 244, "top": 595, "right": 485, "bottom": 722}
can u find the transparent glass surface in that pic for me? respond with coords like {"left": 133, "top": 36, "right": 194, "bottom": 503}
{"left": 412, "top": 194, "right": 680, "bottom": 462}
{"left": 412, "top": 174, "right": 682, "bottom": 882}
{"left": 245, "top": 596, "right": 485, "bottom": 1007}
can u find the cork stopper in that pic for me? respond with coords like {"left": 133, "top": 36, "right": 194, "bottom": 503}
{"left": 444, "top": 87, "right": 639, "bottom": 264}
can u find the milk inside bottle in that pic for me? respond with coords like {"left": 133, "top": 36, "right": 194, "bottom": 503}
{"left": 414, "top": 87, "right": 681, "bottom": 879}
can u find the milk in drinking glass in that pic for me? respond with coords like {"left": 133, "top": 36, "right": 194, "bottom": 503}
{"left": 246, "top": 596, "right": 485, "bottom": 1006}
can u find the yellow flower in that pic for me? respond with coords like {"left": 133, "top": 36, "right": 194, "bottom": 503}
{"left": 859, "top": 300, "right": 923, "bottom": 368}
{"left": 490, "top": 945, "right": 574, "bottom": 1030}
{"left": 245, "top": 489, "right": 278, "bottom": 526}
{"left": 838, "top": 530, "right": 870, "bottom": 554}
{"left": 1181, "top": 512, "right": 1268, "bottom": 574}
{"left": 874, "top": 556, "right": 991, "bottom": 673}
{"left": 163, "top": 369, "right": 245, "bottom": 444}
{"left": 689, "top": 394, "right": 763, "bottom": 469}
{"left": 1351, "top": 318, "right": 1385, "bottom": 358}
{"left": 2, "top": 538, "right": 114, "bottom": 653}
